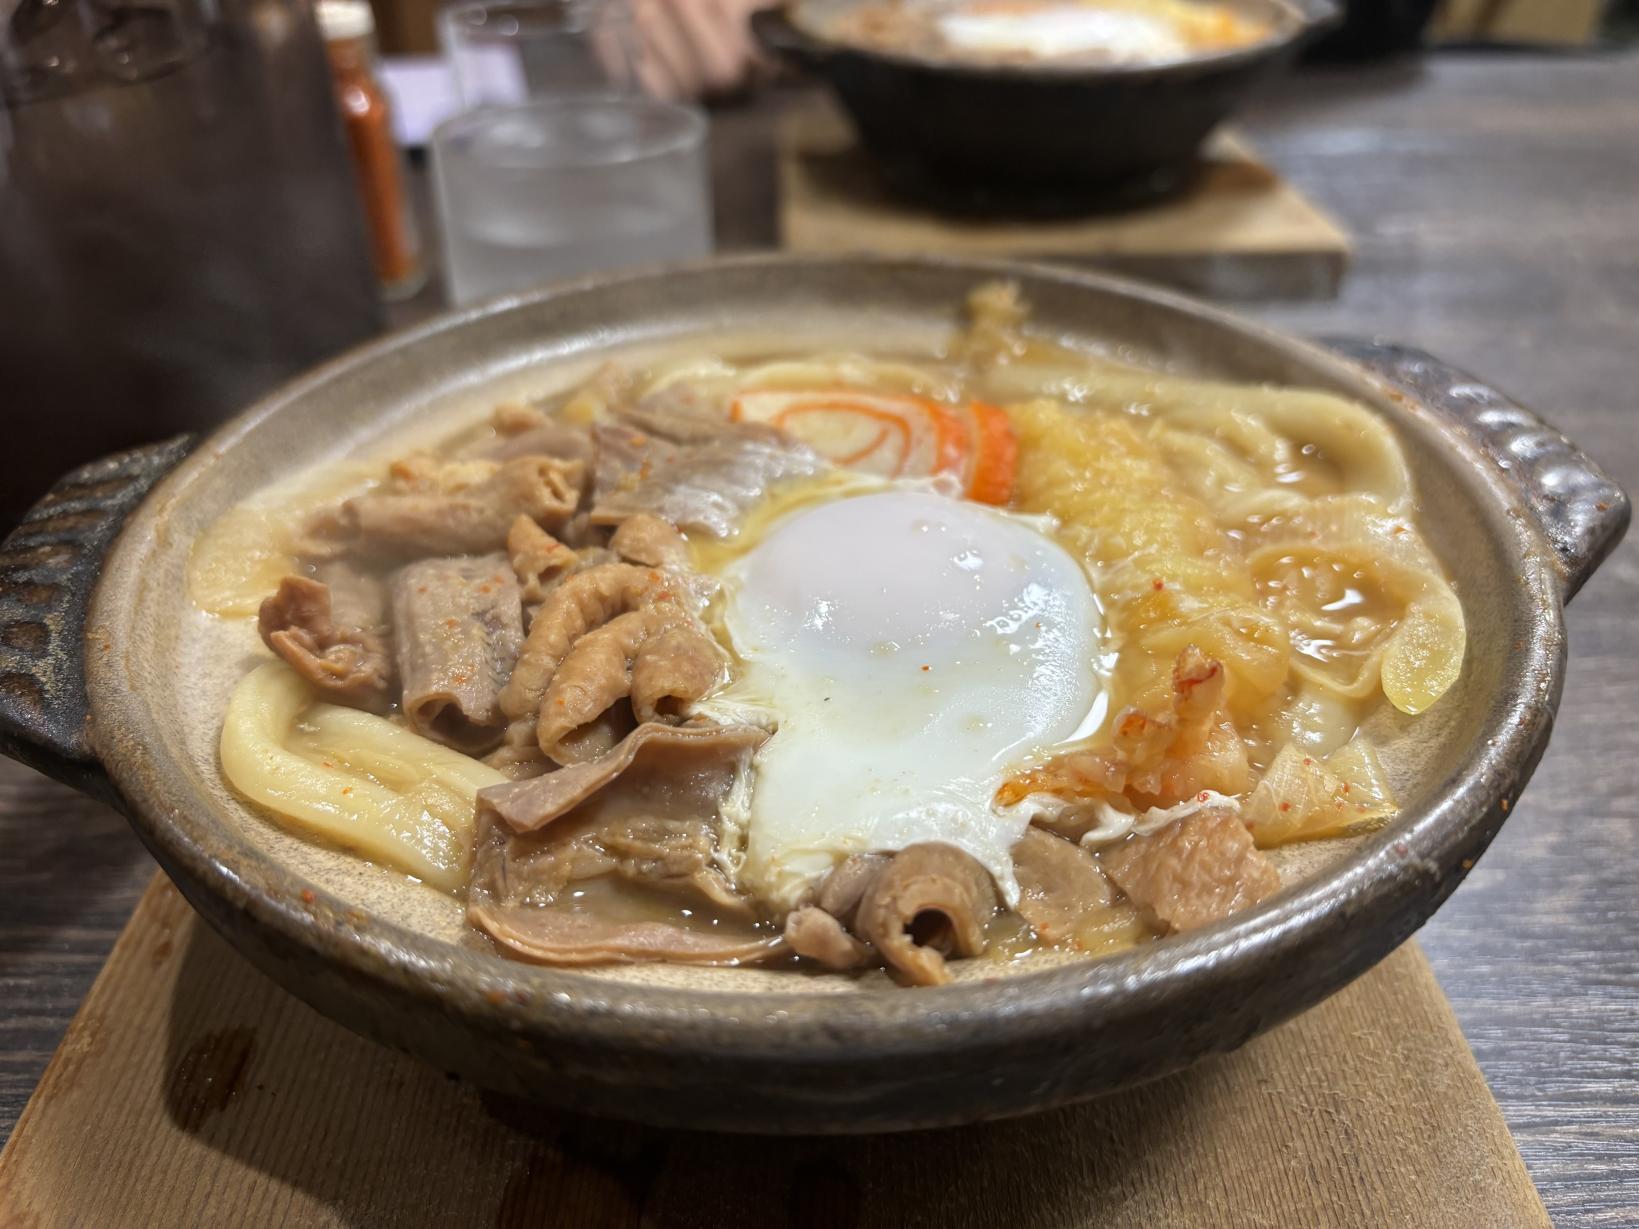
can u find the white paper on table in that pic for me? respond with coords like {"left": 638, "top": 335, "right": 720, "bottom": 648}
{"left": 379, "top": 56, "right": 462, "bottom": 148}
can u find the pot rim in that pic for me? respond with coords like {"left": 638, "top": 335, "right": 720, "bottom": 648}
{"left": 84, "top": 252, "right": 1564, "bottom": 1065}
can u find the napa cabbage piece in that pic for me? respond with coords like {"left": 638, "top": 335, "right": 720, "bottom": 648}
{"left": 1249, "top": 494, "right": 1465, "bottom": 716}
{"left": 188, "top": 462, "right": 380, "bottom": 617}
{"left": 1241, "top": 738, "right": 1397, "bottom": 846}
{"left": 1006, "top": 398, "right": 1289, "bottom": 720}
{"left": 1148, "top": 421, "right": 1311, "bottom": 527}
{"left": 963, "top": 281, "right": 1412, "bottom": 513}
{"left": 220, "top": 662, "right": 505, "bottom": 890}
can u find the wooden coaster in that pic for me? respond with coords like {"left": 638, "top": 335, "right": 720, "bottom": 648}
{"left": 0, "top": 874, "right": 1546, "bottom": 1227}
{"left": 778, "top": 102, "right": 1352, "bottom": 300}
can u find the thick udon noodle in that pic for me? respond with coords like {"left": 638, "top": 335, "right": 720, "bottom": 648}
{"left": 202, "top": 288, "right": 1464, "bottom": 948}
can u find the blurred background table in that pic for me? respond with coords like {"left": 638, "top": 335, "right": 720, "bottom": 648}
{"left": 3, "top": 48, "right": 1636, "bottom": 1224}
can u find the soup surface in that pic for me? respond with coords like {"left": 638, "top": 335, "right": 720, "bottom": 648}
{"left": 817, "top": 0, "right": 1274, "bottom": 68}
{"left": 192, "top": 285, "right": 1465, "bottom": 986}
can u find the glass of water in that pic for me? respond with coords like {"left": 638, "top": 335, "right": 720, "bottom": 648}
{"left": 432, "top": 95, "right": 712, "bottom": 305}
{"left": 439, "top": 0, "right": 640, "bottom": 108}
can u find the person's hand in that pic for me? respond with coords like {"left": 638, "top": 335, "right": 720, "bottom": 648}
{"left": 631, "top": 0, "right": 772, "bottom": 100}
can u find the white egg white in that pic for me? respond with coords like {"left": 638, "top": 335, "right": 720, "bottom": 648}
{"left": 938, "top": 5, "right": 1188, "bottom": 63}
{"left": 703, "top": 487, "right": 1105, "bottom": 910}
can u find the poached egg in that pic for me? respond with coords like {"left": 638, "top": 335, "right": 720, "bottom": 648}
{"left": 938, "top": 4, "right": 1189, "bottom": 64}
{"left": 707, "top": 488, "right": 1103, "bottom": 910}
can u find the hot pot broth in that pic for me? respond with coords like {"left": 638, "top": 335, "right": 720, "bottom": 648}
{"left": 818, "top": 0, "right": 1275, "bottom": 68}
{"left": 191, "top": 285, "right": 1465, "bottom": 986}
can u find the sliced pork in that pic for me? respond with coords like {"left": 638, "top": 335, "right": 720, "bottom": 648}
{"left": 469, "top": 723, "right": 781, "bottom": 966}
{"left": 465, "top": 403, "right": 595, "bottom": 464}
{"left": 391, "top": 554, "right": 524, "bottom": 754}
{"left": 784, "top": 907, "right": 870, "bottom": 970}
{"left": 257, "top": 568, "right": 393, "bottom": 712}
{"left": 589, "top": 408, "right": 825, "bottom": 537}
{"left": 1011, "top": 826, "right": 1115, "bottom": 946}
{"left": 317, "top": 454, "right": 584, "bottom": 557}
{"left": 471, "top": 909, "right": 782, "bottom": 966}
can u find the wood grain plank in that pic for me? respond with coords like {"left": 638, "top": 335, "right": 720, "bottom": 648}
{"left": 0, "top": 876, "right": 1547, "bottom": 1229}
{"left": 777, "top": 103, "right": 1352, "bottom": 299}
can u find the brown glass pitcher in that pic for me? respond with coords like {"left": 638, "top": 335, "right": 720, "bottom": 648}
{"left": 0, "top": 0, "right": 382, "bottom": 528}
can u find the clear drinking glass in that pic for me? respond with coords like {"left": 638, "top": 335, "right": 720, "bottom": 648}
{"left": 432, "top": 95, "right": 712, "bottom": 305}
{"left": 438, "top": 0, "right": 640, "bottom": 108}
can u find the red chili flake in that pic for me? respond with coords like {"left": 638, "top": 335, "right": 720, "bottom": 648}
{"left": 1152, "top": 578, "right": 1165, "bottom": 591}
{"left": 444, "top": 617, "right": 459, "bottom": 628}
{"left": 1303, "top": 757, "right": 1314, "bottom": 767}
{"left": 341, "top": 786, "right": 353, "bottom": 795}
{"left": 322, "top": 760, "right": 334, "bottom": 769}
{"left": 1279, "top": 802, "right": 1292, "bottom": 812}
{"left": 1501, "top": 798, "right": 1510, "bottom": 812}
{"left": 1197, "top": 791, "right": 1210, "bottom": 802}
{"left": 300, "top": 889, "right": 316, "bottom": 904}
{"left": 920, "top": 665, "right": 930, "bottom": 672}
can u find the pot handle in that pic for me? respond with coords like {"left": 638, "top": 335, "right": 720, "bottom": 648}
{"left": 1323, "top": 339, "right": 1629, "bottom": 602}
{"left": 0, "top": 436, "right": 196, "bottom": 800}
{"left": 750, "top": 8, "right": 835, "bottom": 69}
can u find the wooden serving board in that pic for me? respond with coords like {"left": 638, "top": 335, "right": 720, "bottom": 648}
{"left": 0, "top": 874, "right": 1547, "bottom": 1228}
{"left": 778, "top": 103, "right": 1353, "bottom": 300}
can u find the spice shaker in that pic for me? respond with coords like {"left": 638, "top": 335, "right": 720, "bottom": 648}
{"left": 318, "top": 0, "right": 425, "bottom": 300}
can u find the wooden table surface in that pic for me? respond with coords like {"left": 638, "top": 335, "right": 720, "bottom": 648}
{"left": 3, "top": 50, "right": 1636, "bottom": 1225}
